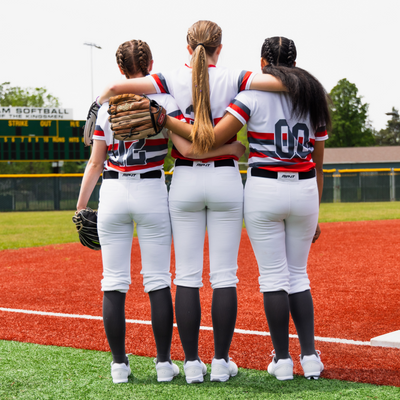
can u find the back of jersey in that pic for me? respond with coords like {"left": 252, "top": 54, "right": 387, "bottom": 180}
{"left": 228, "top": 90, "right": 328, "bottom": 172}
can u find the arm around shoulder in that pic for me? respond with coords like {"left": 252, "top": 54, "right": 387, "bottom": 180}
{"left": 169, "top": 132, "right": 246, "bottom": 160}
{"left": 250, "top": 73, "right": 288, "bottom": 92}
{"left": 99, "top": 77, "right": 156, "bottom": 105}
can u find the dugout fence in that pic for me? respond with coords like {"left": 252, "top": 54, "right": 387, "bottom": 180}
{"left": 0, "top": 168, "right": 399, "bottom": 211}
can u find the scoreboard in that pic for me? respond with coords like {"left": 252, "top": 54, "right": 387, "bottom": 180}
{"left": 0, "top": 119, "right": 90, "bottom": 161}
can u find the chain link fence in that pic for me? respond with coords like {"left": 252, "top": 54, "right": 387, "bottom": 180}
{"left": 0, "top": 169, "right": 399, "bottom": 211}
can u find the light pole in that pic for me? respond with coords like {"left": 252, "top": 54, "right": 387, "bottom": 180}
{"left": 385, "top": 110, "right": 400, "bottom": 144}
{"left": 385, "top": 111, "right": 399, "bottom": 201}
{"left": 385, "top": 111, "right": 399, "bottom": 118}
{"left": 84, "top": 42, "right": 102, "bottom": 101}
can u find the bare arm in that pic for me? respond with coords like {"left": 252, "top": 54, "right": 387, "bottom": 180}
{"left": 169, "top": 131, "right": 245, "bottom": 160}
{"left": 164, "top": 117, "right": 193, "bottom": 141}
{"left": 313, "top": 140, "right": 325, "bottom": 205}
{"left": 212, "top": 113, "right": 245, "bottom": 148}
{"left": 250, "top": 73, "right": 288, "bottom": 92}
{"left": 311, "top": 140, "right": 325, "bottom": 243}
{"left": 99, "top": 77, "right": 156, "bottom": 105}
{"left": 165, "top": 112, "right": 244, "bottom": 149}
{"left": 76, "top": 140, "right": 107, "bottom": 211}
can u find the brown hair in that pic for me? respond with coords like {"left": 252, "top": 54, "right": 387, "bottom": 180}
{"left": 187, "top": 21, "right": 222, "bottom": 154}
{"left": 115, "top": 40, "right": 152, "bottom": 78}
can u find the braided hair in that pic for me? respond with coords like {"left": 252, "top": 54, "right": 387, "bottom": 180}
{"left": 186, "top": 20, "right": 222, "bottom": 154}
{"left": 261, "top": 37, "right": 331, "bottom": 131}
{"left": 115, "top": 40, "right": 152, "bottom": 78}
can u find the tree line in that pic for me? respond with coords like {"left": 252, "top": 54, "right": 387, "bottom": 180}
{"left": 0, "top": 80, "right": 398, "bottom": 174}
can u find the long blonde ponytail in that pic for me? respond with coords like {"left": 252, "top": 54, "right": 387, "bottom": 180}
{"left": 187, "top": 21, "right": 222, "bottom": 154}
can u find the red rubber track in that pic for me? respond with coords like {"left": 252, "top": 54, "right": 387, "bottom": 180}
{"left": 0, "top": 220, "right": 399, "bottom": 386}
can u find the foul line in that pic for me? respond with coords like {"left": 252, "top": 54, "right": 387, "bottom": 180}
{"left": 0, "top": 307, "right": 370, "bottom": 347}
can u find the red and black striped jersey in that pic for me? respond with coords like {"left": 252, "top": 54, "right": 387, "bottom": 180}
{"left": 226, "top": 91, "right": 328, "bottom": 172}
{"left": 150, "top": 65, "right": 255, "bottom": 162}
{"left": 93, "top": 93, "right": 185, "bottom": 174}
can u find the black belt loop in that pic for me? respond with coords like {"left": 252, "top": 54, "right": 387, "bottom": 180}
{"left": 299, "top": 169, "right": 316, "bottom": 180}
{"left": 103, "top": 170, "right": 162, "bottom": 179}
{"left": 175, "top": 159, "right": 194, "bottom": 167}
{"left": 175, "top": 159, "right": 235, "bottom": 168}
{"left": 103, "top": 170, "right": 119, "bottom": 179}
{"left": 251, "top": 168, "right": 315, "bottom": 180}
{"left": 251, "top": 169, "right": 277, "bottom": 179}
{"left": 215, "top": 159, "right": 235, "bottom": 167}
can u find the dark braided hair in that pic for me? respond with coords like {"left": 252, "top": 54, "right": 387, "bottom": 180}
{"left": 115, "top": 40, "right": 152, "bottom": 78}
{"left": 261, "top": 37, "right": 331, "bottom": 131}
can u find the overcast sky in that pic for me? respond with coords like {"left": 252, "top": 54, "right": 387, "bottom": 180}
{"left": 1, "top": 0, "right": 399, "bottom": 131}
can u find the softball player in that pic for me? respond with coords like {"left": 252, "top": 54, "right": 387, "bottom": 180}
{"left": 77, "top": 39, "right": 243, "bottom": 384}
{"left": 77, "top": 40, "right": 183, "bottom": 384}
{"left": 214, "top": 36, "right": 330, "bottom": 380}
{"left": 99, "top": 21, "right": 287, "bottom": 384}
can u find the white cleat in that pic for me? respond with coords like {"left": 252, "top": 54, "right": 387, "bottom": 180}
{"left": 184, "top": 360, "right": 207, "bottom": 384}
{"left": 210, "top": 357, "right": 238, "bottom": 382}
{"left": 267, "top": 351, "right": 293, "bottom": 381}
{"left": 111, "top": 358, "right": 131, "bottom": 384}
{"left": 300, "top": 350, "right": 324, "bottom": 379}
{"left": 154, "top": 360, "right": 180, "bottom": 382}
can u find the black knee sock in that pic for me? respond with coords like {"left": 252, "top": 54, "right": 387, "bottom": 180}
{"left": 263, "top": 291, "right": 290, "bottom": 361}
{"left": 289, "top": 289, "right": 316, "bottom": 357}
{"left": 148, "top": 287, "right": 174, "bottom": 363}
{"left": 212, "top": 287, "right": 237, "bottom": 361}
{"left": 175, "top": 286, "right": 201, "bottom": 362}
{"left": 103, "top": 291, "right": 127, "bottom": 364}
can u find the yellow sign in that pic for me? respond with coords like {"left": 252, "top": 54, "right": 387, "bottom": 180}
{"left": 8, "top": 120, "right": 28, "bottom": 127}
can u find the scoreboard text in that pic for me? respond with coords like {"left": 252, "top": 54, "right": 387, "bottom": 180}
{"left": 0, "top": 119, "right": 90, "bottom": 161}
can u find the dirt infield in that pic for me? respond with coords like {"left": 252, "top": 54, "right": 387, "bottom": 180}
{"left": 0, "top": 220, "right": 399, "bottom": 386}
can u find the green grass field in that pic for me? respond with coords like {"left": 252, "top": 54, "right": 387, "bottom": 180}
{"left": 1, "top": 341, "right": 399, "bottom": 400}
{"left": 0, "top": 203, "right": 399, "bottom": 398}
{"left": 0, "top": 202, "right": 399, "bottom": 250}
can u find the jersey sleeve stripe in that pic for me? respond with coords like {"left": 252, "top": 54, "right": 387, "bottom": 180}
{"left": 93, "top": 127, "right": 105, "bottom": 138}
{"left": 168, "top": 110, "right": 185, "bottom": 119}
{"left": 238, "top": 71, "right": 253, "bottom": 92}
{"left": 315, "top": 129, "right": 328, "bottom": 139}
{"left": 226, "top": 107, "right": 246, "bottom": 126}
{"left": 229, "top": 99, "right": 250, "bottom": 121}
{"left": 150, "top": 73, "right": 170, "bottom": 94}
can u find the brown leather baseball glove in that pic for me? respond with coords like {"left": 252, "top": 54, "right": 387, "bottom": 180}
{"left": 108, "top": 94, "right": 167, "bottom": 141}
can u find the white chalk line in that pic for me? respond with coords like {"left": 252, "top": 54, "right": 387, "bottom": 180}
{"left": 0, "top": 307, "right": 371, "bottom": 347}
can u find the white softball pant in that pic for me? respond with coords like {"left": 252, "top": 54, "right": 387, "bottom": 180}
{"left": 244, "top": 168, "right": 319, "bottom": 294}
{"left": 169, "top": 160, "right": 243, "bottom": 289}
{"left": 98, "top": 172, "right": 172, "bottom": 293}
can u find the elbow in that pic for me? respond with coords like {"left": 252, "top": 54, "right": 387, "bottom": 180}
{"left": 108, "top": 83, "right": 119, "bottom": 95}
{"left": 179, "top": 147, "right": 194, "bottom": 158}
{"left": 315, "top": 164, "right": 324, "bottom": 177}
{"left": 86, "top": 158, "right": 104, "bottom": 174}
{"left": 99, "top": 83, "right": 118, "bottom": 104}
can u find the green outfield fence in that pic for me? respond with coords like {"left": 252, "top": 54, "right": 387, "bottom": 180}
{"left": 0, "top": 168, "right": 399, "bottom": 211}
